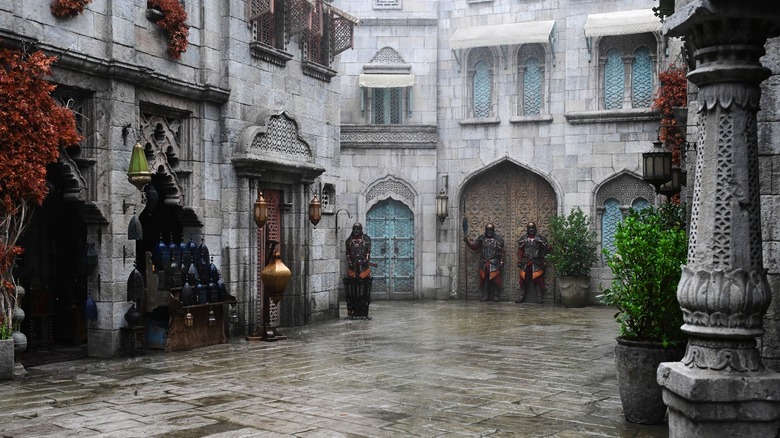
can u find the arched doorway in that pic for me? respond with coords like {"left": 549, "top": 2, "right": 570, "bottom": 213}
{"left": 460, "top": 161, "right": 557, "bottom": 301}
{"left": 366, "top": 198, "right": 414, "bottom": 299}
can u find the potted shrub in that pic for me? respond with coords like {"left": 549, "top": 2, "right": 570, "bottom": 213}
{"left": 602, "top": 202, "right": 688, "bottom": 424}
{"left": 546, "top": 207, "right": 598, "bottom": 307}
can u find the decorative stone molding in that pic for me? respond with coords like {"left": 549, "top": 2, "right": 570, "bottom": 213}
{"left": 564, "top": 108, "right": 659, "bottom": 124}
{"left": 302, "top": 60, "right": 337, "bottom": 82}
{"left": 249, "top": 42, "right": 294, "bottom": 66}
{"left": 340, "top": 125, "right": 437, "bottom": 149}
{"left": 682, "top": 338, "right": 764, "bottom": 372}
{"left": 233, "top": 110, "right": 325, "bottom": 183}
{"left": 365, "top": 177, "right": 415, "bottom": 206}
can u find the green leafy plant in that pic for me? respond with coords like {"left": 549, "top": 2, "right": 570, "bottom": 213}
{"left": 0, "top": 319, "right": 9, "bottom": 340}
{"left": 602, "top": 203, "right": 688, "bottom": 347}
{"left": 546, "top": 207, "right": 598, "bottom": 278}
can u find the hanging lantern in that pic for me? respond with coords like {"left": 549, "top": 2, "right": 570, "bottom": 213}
{"left": 436, "top": 189, "right": 449, "bottom": 224}
{"left": 658, "top": 167, "right": 683, "bottom": 197}
{"left": 126, "top": 263, "right": 145, "bottom": 303}
{"left": 128, "top": 212, "right": 143, "bottom": 240}
{"left": 642, "top": 138, "right": 673, "bottom": 192}
{"left": 184, "top": 310, "right": 194, "bottom": 327}
{"left": 254, "top": 190, "right": 268, "bottom": 229}
{"left": 309, "top": 193, "right": 322, "bottom": 227}
{"left": 127, "top": 142, "right": 152, "bottom": 191}
{"left": 181, "top": 280, "right": 194, "bottom": 306}
{"left": 84, "top": 243, "right": 98, "bottom": 275}
{"left": 208, "top": 308, "right": 216, "bottom": 326}
{"left": 260, "top": 250, "right": 292, "bottom": 304}
{"left": 229, "top": 305, "right": 239, "bottom": 324}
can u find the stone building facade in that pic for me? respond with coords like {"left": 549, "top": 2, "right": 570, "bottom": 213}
{"left": 1, "top": 0, "right": 356, "bottom": 358}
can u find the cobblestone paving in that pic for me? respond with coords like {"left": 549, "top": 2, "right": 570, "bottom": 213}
{"left": 0, "top": 301, "right": 668, "bottom": 437}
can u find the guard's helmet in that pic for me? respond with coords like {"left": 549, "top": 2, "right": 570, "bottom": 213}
{"left": 485, "top": 223, "right": 495, "bottom": 237}
{"left": 352, "top": 223, "right": 363, "bottom": 235}
{"left": 527, "top": 222, "right": 537, "bottom": 236}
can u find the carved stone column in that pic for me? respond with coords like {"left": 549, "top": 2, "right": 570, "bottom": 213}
{"left": 658, "top": 2, "right": 780, "bottom": 437}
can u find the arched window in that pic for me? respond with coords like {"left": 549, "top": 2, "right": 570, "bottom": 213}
{"left": 602, "top": 198, "right": 622, "bottom": 256}
{"left": 631, "top": 197, "right": 650, "bottom": 212}
{"left": 598, "top": 33, "right": 657, "bottom": 110}
{"left": 467, "top": 48, "right": 495, "bottom": 119}
{"left": 631, "top": 47, "right": 653, "bottom": 108}
{"left": 473, "top": 61, "right": 491, "bottom": 118}
{"left": 604, "top": 49, "right": 624, "bottom": 110}
{"left": 523, "top": 57, "right": 542, "bottom": 116}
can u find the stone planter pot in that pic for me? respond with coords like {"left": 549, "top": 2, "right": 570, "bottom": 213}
{"left": 0, "top": 338, "right": 14, "bottom": 381}
{"left": 615, "top": 337, "right": 684, "bottom": 424}
{"left": 146, "top": 8, "right": 165, "bottom": 22}
{"left": 558, "top": 276, "right": 590, "bottom": 308}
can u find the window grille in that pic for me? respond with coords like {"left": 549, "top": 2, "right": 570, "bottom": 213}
{"left": 372, "top": 88, "right": 403, "bottom": 124}
{"left": 523, "top": 57, "right": 543, "bottom": 116}
{"left": 473, "top": 61, "right": 491, "bottom": 118}
{"left": 602, "top": 198, "right": 622, "bottom": 256}
{"left": 604, "top": 49, "right": 624, "bottom": 110}
{"left": 631, "top": 47, "right": 653, "bottom": 108}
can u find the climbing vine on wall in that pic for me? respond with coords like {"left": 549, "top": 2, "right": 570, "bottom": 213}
{"left": 147, "top": 0, "right": 190, "bottom": 59}
{"left": 652, "top": 64, "right": 688, "bottom": 167}
{"left": 51, "top": 0, "right": 93, "bottom": 17}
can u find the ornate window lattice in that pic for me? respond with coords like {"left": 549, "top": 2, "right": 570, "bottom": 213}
{"left": 468, "top": 48, "right": 493, "bottom": 119}
{"left": 371, "top": 47, "right": 405, "bottom": 64}
{"left": 604, "top": 49, "right": 624, "bottom": 110}
{"left": 366, "top": 179, "right": 415, "bottom": 206}
{"left": 250, "top": 112, "right": 312, "bottom": 157}
{"left": 602, "top": 198, "right": 622, "bottom": 256}
{"left": 473, "top": 61, "right": 491, "bottom": 118}
{"left": 631, "top": 47, "right": 653, "bottom": 108}
{"left": 600, "top": 33, "right": 657, "bottom": 110}
{"left": 371, "top": 88, "right": 403, "bottom": 124}
{"left": 631, "top": 197, "right": 650, "bottom": 212}
{"left": 250, "top": 0, "right": 284, "bottom": 50}
{"left": 523, "top": 57, "right": 543, "bottom": 116}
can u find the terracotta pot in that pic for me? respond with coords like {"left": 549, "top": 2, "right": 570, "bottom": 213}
{"left": 615, "top": 337, "right": 684, "bottom": 424}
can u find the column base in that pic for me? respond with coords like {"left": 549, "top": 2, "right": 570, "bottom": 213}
{"left": 658, "top": 362, "right": 780, "bottom": 438}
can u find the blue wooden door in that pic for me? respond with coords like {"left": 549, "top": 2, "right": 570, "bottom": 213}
{"left": 366, "top": 199, "right": 414, "bottom": 299}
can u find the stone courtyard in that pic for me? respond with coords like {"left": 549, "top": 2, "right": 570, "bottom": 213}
{"left": 0, "top": 301, "right": 666, "bottom": 437}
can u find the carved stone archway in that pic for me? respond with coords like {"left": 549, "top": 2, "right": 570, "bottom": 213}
{"left": 459, "top": 160, "right": 557, "bottom": 301}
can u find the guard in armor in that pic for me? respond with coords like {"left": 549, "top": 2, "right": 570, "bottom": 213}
{"left": 517, "top": 222, "right": 550, "bottom": 303}
{"left": 464, "top": 223, "right": 504, "bottom": 302}
{"left": 346, "top": 223, "right": 372, "bottom": 278}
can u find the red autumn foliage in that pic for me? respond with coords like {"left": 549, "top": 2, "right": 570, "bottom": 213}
{"left": 148, "top": 0, "right": 190, "bottom": 59}
{"left": 0, "top": 47, "right": 81, "bottom": 334}
{"left": 51, "top": 0, "right": 93, "bottom": 17}
{"left": 652, "top": 64, "right": 688, "bottom": 167}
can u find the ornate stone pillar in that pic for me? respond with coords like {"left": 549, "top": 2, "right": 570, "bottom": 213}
{"left": 658, "top": 2, "right": 780, "bottom": 437}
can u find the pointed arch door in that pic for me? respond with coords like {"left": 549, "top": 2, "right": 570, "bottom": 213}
{"left": 460, "top": 161, "right": 557, "bottom": 300}
{"left": 366, "top": 199, "right": 414, "bottom": 299}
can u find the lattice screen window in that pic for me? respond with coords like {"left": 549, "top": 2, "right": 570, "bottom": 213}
{"left": 599, "top": 33, "right": 657, "bottom": 110}
{"left": 468, "top": 48, "right": 494, "bottom": 119}
{"left": 249, "top": 0, "right": 285, "bottom": 50}
{"left": 371, "top": 88, "right": 403, "bottom": 125}
{"left": 602, "top": 198, "right": 622, "bottom": 256}
{"left": 517, "top": 44, "right": 546, "bottom": 116}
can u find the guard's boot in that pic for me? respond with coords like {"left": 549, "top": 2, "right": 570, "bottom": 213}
{"left": 537, "top": 289, "right": 544, "bottom": 304}
{"left": 493, "top": 291, "right": 500, "bottom": 302}
{"left": 516, "top": 284, "right": 526, "bottom": 303}
{"left": 480, "top": 291, "right": 489, "bottom": 302}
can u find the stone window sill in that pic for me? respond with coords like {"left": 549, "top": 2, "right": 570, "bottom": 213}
{"left": 249, "top": 42, "right": 293, "bottom": 67}
{"left": 458, "top": 117, "right": 501, "bottom": 126}
{"left": 509, "top": 115, "right": 554, "bottom": 124}
{"left": 564, "top": 108, "right": 659, "bottom": 124}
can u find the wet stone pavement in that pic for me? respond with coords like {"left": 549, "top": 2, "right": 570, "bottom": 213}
{"left": 0, "top": 301, "right": 668, "bottom": 437}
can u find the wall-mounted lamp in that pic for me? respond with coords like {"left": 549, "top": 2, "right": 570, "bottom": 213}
{"left": 436, "top": 175, "right": 449, "bottom": 224}
{"left": 254, "top": 190, "right": 268, "bottom": 229}
{"left": 309, "top": 192, "right": 322, "bottom": 227}
{"left": 642, "top": 138, "right": 673, "bottom": 193}
{"left": 85, "top": 242, "right": 98, "bottom": 275}
{"left": 658, "top": 167, "right": 683, "bottom": 198}
{"left": 127, "top": 142, "right": 152, "bottom": 191}
{"left": 208, "top": 308, "right": 216, "bottom": 327}
{"left": 184, "top": 310, "right": 194, "bottom": 327}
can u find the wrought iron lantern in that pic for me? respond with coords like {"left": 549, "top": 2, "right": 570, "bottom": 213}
{"left": 658, "top": 167, "right": 683, "bottom": 197}
{"left": 309, "top": 192, "right": 322, "bottom": 227}
{"left": 653, "top": 0, "right": 675, "bottom": 22}
{"left": 436, "top": 189, "right": 449, "bottom": 224}
{"left": 254, "top": 190, "right": 268, "bottom": 229}
{"left": 642, "top": 138, "right": 673, "bottom": 192}
{"left": 184, "top": 310, "right": 194, "bottom": 327}
{"left": 127, "top": 142, "right": 152, "bottom": 191}
{"left": 208, "top": 308, "right": 216, "bottom": 327}
{"left": 126, "top": 263, "right": 145, "bottom": 303}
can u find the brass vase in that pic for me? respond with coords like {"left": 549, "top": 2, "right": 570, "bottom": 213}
{"left": 260, "top": 250, "right": 291, "bottom": 304}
